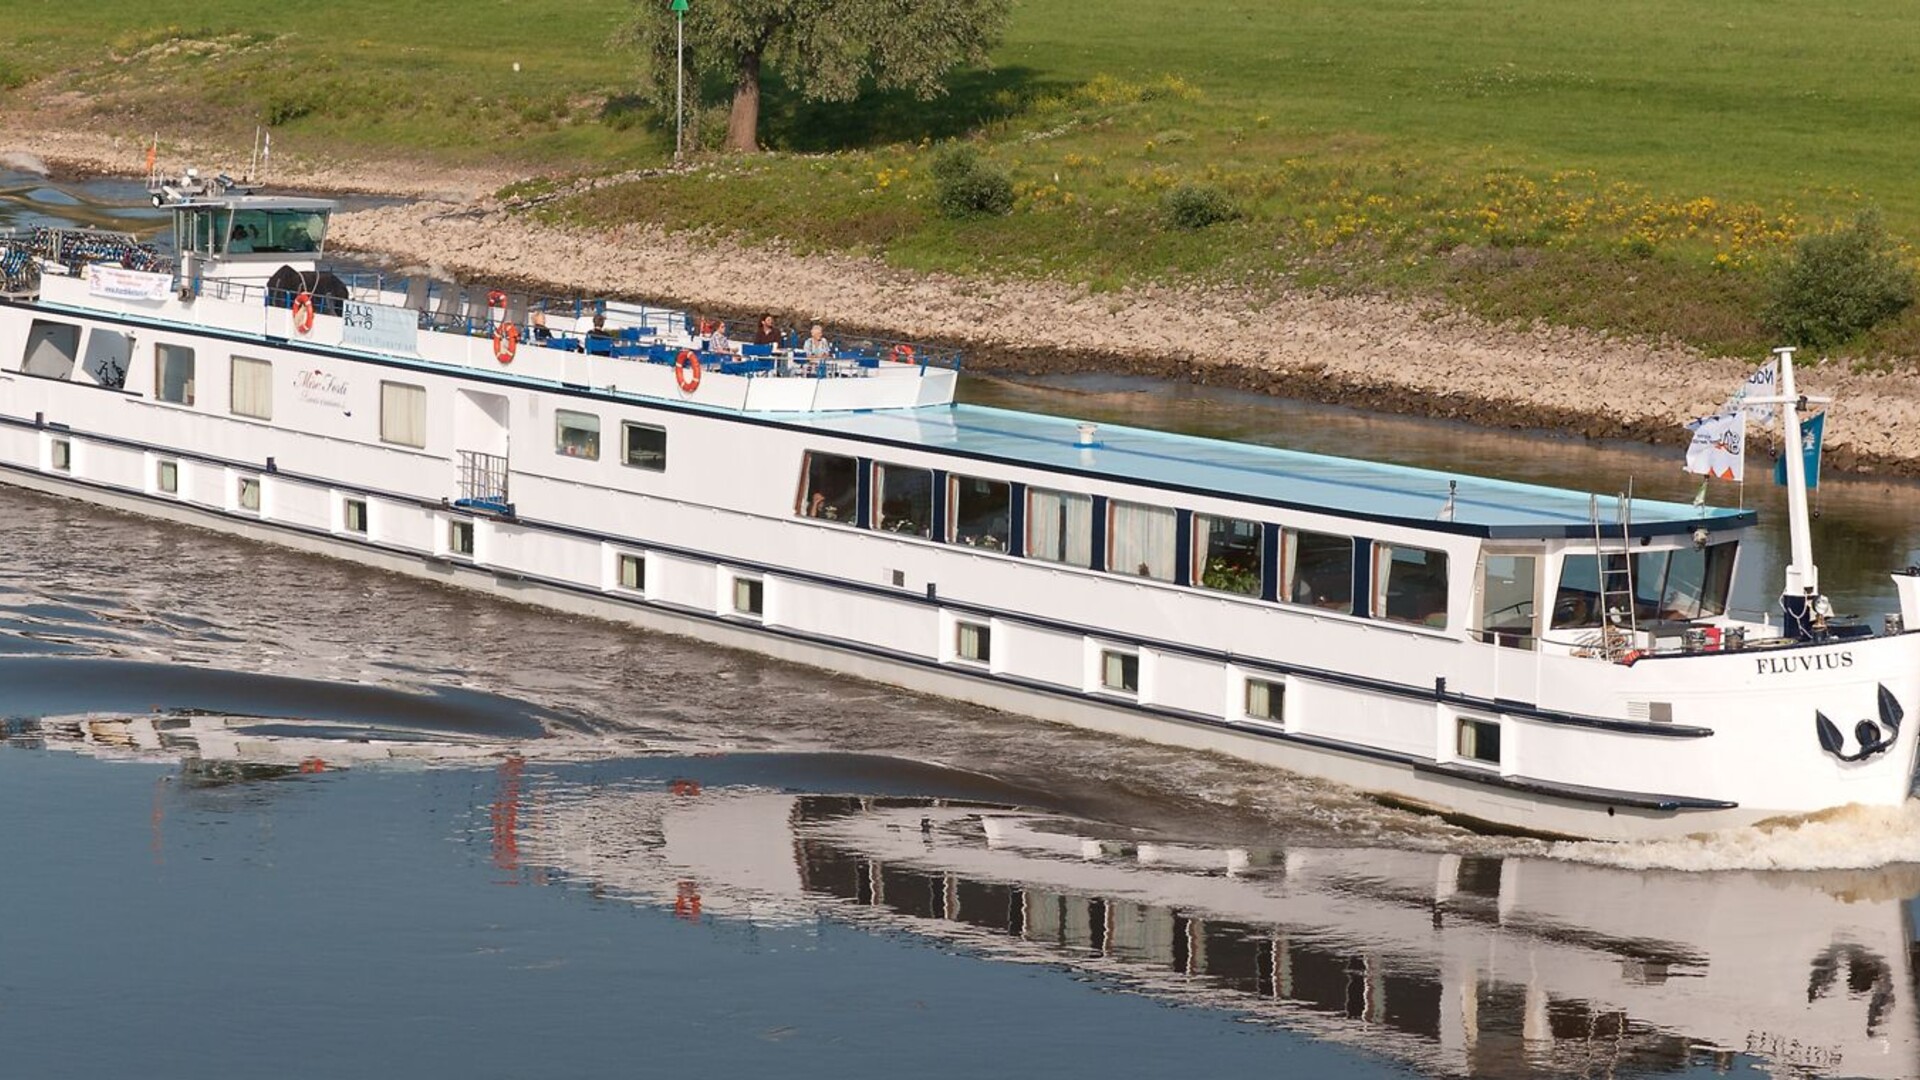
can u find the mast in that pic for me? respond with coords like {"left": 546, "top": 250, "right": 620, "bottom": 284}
{"left": 1766, "top": 346, "right": 1830, "bottom": 637}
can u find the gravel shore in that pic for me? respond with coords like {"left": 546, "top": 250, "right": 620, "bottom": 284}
{"left": 9, "top": 125, "right": 1920, "bottom": 476}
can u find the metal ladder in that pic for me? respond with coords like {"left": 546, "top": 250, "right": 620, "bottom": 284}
{"left": 1588, "top": 488, "right": 1637, "bottom": 659}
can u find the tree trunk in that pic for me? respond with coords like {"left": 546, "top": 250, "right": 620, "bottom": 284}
{"left": 725, "top": 49, "right": 762, "bottom": 152}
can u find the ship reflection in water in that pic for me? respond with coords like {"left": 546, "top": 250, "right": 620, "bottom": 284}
{"left": 21, "top": 713, "right": 1919, "bottom": 1080}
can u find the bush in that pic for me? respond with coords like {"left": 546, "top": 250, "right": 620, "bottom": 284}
{"left": 1765, "top": 210, "right": 1916, "bottom": 348}
{"left": 931, "top": 144, "right": 1013, "bottom": 219}
{"left": 1164, "top": 183, "right": 1239, "bottom": 229}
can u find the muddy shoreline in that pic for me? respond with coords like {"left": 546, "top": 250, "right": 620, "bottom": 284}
{"left": 8, "top": 125, "right": 1920, "bottom": 478}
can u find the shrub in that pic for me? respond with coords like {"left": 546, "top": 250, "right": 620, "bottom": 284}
{"left": 931, "top": 144, "right": 1012, "bottom": 219}
{"left": 1164, "top": 183, "right": 1239, "bottom": 229}
{"left": 1765, "top": 210, "right": 1916, "bottom": 348}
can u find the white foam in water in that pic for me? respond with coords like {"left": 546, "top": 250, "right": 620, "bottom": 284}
{"left": 1550, "top": 798, "right": 1920, "bottom": 871}
{"left": 0, "top": 152, "right": 49, "bottom": 176}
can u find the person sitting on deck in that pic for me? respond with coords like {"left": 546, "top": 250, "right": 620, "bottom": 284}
{"left": 753, "top": 313, "right": 781, "bottom": 346}
{"left": 803, "top": 322, "right": 832, "bottom": 361}
{"left": 707, "top": 320, "right": 736, "bottom": 355}
{"left": 531, "top": 311, "right": 552, "bottom": 343}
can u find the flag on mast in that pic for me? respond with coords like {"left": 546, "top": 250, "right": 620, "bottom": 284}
{"left": 1773, "top": 411, "right": 1825, "bottom": 489}
{"left": 144, "top": 135, "right": 157, "bottom": 177}
{"left": 1684, "top": 411, "right": 1746, "bottom": 482}
{"left": 1723, "top": 357, "right": 1778, "bottom": 423}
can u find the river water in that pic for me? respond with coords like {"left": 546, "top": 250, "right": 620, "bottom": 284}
{"left": 6, "top": 167, "right": 1920, "bottom": 1079}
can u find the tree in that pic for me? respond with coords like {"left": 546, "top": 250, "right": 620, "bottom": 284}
{"left": 620, "top": 0, "right": 1013, "bottom": 153}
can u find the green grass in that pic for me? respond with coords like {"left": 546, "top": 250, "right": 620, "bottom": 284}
{"left": 11, "top": 1, "right": 1920, "bottom": 357}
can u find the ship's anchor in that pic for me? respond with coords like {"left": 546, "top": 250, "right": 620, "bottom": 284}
{"left": 1815, "top": 684, "right": 1904, "bottom": 762}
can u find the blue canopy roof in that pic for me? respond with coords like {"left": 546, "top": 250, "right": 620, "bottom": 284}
{"left": 777, "top": 404, "right": 1753, "bottom": 540}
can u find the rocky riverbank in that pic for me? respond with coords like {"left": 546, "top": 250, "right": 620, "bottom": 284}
{"left": 10, "top": 124, "right": 1920, "bottom": 477}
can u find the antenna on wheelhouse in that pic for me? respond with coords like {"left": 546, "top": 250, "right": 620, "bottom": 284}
{"left": 1752, "top": 346, "right": 1832, "bottom": 638}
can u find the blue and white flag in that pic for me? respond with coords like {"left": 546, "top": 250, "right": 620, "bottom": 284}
{"left": 1773, "top": 411, "right": 1824, "bottom": 489}
{"left": 1723, "top": 357, "right": 1778, "bottom": 424}
{"left": 1684, "top": 411, "right": 1746, "bottom": 482}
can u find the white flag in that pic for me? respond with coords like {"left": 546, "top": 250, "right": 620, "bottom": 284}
{"left": 1684, "top": 411, "right": 1746, "bottom": 482}
{"left": 1722, "top": 358, "right": 1777, "bottom": 424}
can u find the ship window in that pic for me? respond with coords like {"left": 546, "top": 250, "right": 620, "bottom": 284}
{"left": 1552, "top": 553, "right": 1617, "bottom": 629}
{"left": 948, "top": 474, "right": 1010, "bottom": 551}
{"left": 155, "top": 344, "right": 196, "bottom": 405}
{"left": 1457, "top": 717, "right": 1501, "bottom": 764}
{"left": 732, "top": 577, "right": 764, "bottom": 617}
{"left": 225, "top": 208, "right": 327, "bottom": 255}
{"left": 1283, "top": 529, "right": 1354, "bottom": 611}
{"left": 50, "top": 439, "right": 71, "bottom": 472}
{"left": 1479, "top": 553, "right": 1537, "bottom": 648}
{"left": 623, "top": 422, "right": 666, "bottom": 471}
{"left": 237, "top": 476, "right": 261, "bottom": 512}
{"left": 1109, "top": 501, "right": 1176, "bottom": 581}
{"left": 230, "top": 356, "right": 272, "bottom": 420}
{"left": 618, "top": 553, "right": 645, "bottom": 591}
{"left": 1245, "top": 678, "right": 1284, "bottom": 723}
{"left": 1027, "top": 488, "right": 1093, "bottom": 567}
{"left": 797, "top": 451, "right": 857, "bottom": 522}
{"left": 556, "top": 410, "right": 600, "bottom": 460}
{"left": 448, "top": 519, "right": 475, "bottom": 557}
{"left": 343, "top": 498, "right": 368, "bottom": 534}
{"left": 1637, "top": 542, "right": 1738, "bottom": 621}
{"left": 380, "top": 381, "right": 427, "bottom": 448}
{"left": 1374, "top": 544, "right": 1449, "bottom": 628}
{"left": 1196, "top": 514, "right": 1263, "bottom": 595}
{"left": 956, "top": 621, "right": 991, "bottom": 664}
{"left": 874, "top": 463, "right": 932, "bottom": 537}
{"left": 1100, "top": 649, "right": 1139, "bottom": 694}
{"left": 157, "top": 459, "right": 179, "bottom": 494}
{"left": 22, "top": 320, "right": 80, "bottom": 379}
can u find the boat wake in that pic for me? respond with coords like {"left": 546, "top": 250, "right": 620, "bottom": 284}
{"left": 1550, "top": 798, "right": 1920, "bottom": 871}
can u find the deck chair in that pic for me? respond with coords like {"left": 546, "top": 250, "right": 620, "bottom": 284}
{"left": 505, "top": 291, "right": 530, "bottom": 328}
{"left": 403, "top": 276, "right": 430, "bottom": 313}
{"left": 429, "top": 282, "right": 461, "bottom": 332}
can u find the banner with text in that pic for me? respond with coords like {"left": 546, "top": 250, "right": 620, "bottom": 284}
{"left": 341, "top": 299, "right": 418, "bottom": 355}
{"left": 86, "top": 264, "right": 173, "bottom": 302}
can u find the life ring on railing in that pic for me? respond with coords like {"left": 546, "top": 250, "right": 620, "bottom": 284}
{"left": 675, "top": 349, "right": 702, "bottom": 393}
{"left": 291, "top": 292, "right": 315, "bottom": 335}
{"left": 891, "top": 343, "right": 915, "bottom": 363}
{"left": 487, "top": 289, "right": 508, "bottom": 310}
{"left": 492, "top": 322, "right": 520, "bottom": 364}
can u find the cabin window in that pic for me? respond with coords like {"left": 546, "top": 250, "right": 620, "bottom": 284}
{"left": 157, "top": 460, "right": 179, "bottom": 494}
{"left": 1457, "top": 717, "right": 1501, "bottom": 765}
{"left": 623, "top": 422, "right": 666, "bottom": 471}
{"left": 230, "top": 356, "right": 273, "bottom": 420}
{"left": 797, "top": 451, "right": 857, "bottom": 522}
{"left": 1195, "top": 514, "right": 1263, "bottom": 595}
{"left": 1109, "top": 501, "right": 1177, "bottom": 581}
{"left": 949, "top": 474, "right": 1010, "bottom": 551}
{"left": 448, "top": 519, "right": 475, "bottom": 557}
{"left": 343, "top": 498, "right": 368, "bottom": 534}
{"left": 1374, "top": 544, "right": 1449, "bottom": 628}
{"left": 81, "top": 329, "right": 132, "bottom": 389}
{"left": 1552, "top": 553, "right": 1617, "bottom": 629}
{"left": 619, "top": 553, "right": 645, "bottom": 591}
{"left": 1479, "top": 553, "right": 1537, "bottom": 648}
{"left": 874, "top": 463, "right": 933, "bottom": 537}
{"left": 556, "top": 410, "right": 600, "bottom": 460}
{"left": 1245, "top": 678, "right": 1284, "bottom": 723}
{"left": 22, "top": 320, "right": 80, "bottom": 379}
{"left": 380, "top": 381, "right": 427, "bottom": 448}
{"left": 1283, "top": 529, "right": 1354, "bottom": 611}
{"left": 1027, "top": 488, "right": 1093, "bottom": 567}
{"left": 956, "top": 621, "right": 991, "bottom": 664}
{"left": 155, "top": 344, "right": 196, "bottom": 405}
{"left": 237, "top": 476, "right": 261, "bottom": 513}
{"left": 1634, "top": 542, "right": 1738, "bottom": 621}
{"left": 1100, "top": 649, "right": 1140, "bottom": 694}
{"left": 50, "top": 439, "right": 71, "bottom": 473}
{"left": 733, "top": 577, "right": 764, "bottom": 617}
{"left": 222, "top": 207, "right": 327, "bottom": 255}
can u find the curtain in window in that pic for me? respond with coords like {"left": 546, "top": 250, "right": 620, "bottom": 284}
{"left": 381, "top": 382, "right": 427, "bottom": 447}
{"left": 1110, "top": 501, "right": 1175, "bottom": 581}
{"left": 1028, "top": 489, "right": 1091, "bottom": 566}
{"left": 231, "top": 357, "right": 272, "bottom": 419}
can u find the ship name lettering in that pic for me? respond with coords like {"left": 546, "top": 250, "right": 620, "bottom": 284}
{"left": 1753, "top": 651, "right": 1853, "bottom": 675}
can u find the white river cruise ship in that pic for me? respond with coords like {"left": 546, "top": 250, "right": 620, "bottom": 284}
{"left": 1, "top": 172, "right": 1917, "bottom": 840}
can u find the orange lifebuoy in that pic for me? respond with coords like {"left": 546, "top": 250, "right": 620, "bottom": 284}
{"left": 891, "top": 343, "right": 915, "bottom": 363}
{"left": 291, "top": 291, "right": 315, "bottom": 335}
{"left": 487, "top": 289, "right": 508, "bottom": 310}
{"left": 492, "top": 322, "right": 519, "bottom": 364}
{"left": 697, "top": 318, "right": 715, "bottom": 335}
{"left": 675, "top": 349, "right": 702, "bottom": 393}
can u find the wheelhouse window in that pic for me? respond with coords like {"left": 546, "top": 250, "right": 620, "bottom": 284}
{"left": 1027, "top": 488, "right": 1093, "bottom": 567}
{"left": 380, "top": 381, "right": 427, "bottom": 448}
{"left": 1109, "top": 501, "right": 1176, "bottom": 581}
{"left": 874, "top": 463, "right": 932, "bottom": 536}
{"left": 1374, "top": 544, "right": 1449, "bottom": 628}
{"left": 1195, "top": 514, "right": 1262, "bottom": 595}
{"left": 1552, "top": 553, "right": 1616, "bottom": 629}
{"left": 556, "top": 410, "right": 600, "bottom": 460}
{"left": 955, "top": 621, "right": 991, "bottom": 664}
{"left": 1283, "top": 529, "right": 1354, "bottom": 611}
{"left": 220, "top": 207, "right": 328, "bottom": 255}
{"left": 1635, "top": 542, "right": 1738, "bottom": 621}
{"left": 1479, "top": 553, "right": 1537, "bottom": 648}
{"left": 1100, "top": 649, "right": 1140, "bottom": 694}
{"left": 949, "top": 474, "right": 1010, "bottom": 551}
{"left": 797, "top": 451, "right": 857, "bottom": 522}
{"left": 155, "top": 344, "right": 195, "bottom": 405}
{"left": 623, "top": 422, "right": 666, "bottom": 471}
{"left": 230, "top": 356, "right": 272, "bottom": 420}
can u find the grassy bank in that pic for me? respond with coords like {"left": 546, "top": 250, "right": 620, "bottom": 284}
{"left": 9, "top": 1, "right": 1920, "bottom": 358}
